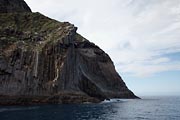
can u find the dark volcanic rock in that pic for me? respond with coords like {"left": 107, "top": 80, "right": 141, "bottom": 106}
{"left": 0, "top": 0, "right": 31, "bottom": 13}
{"left": 0, "top": 0, "right": 138, "bottom": 105}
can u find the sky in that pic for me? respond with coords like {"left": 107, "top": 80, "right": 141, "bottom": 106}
{"left": 25, "top": 0, "right": 180, "bottom": 96}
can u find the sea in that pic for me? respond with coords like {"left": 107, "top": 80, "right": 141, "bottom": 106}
{"left": 0, "top": 96, "right": 180, "bottom": 120}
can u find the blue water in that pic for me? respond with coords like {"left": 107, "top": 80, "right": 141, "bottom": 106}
{"left": 0, "top": 96, "right": 180, "bottom": 120}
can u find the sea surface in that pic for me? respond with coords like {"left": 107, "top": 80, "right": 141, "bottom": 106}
{"left": 0, "top": 96, "right": 180, "bottom": 120}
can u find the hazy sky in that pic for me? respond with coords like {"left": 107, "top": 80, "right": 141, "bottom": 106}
{"left": 25, "top": 0, "right": 180, "bottom": 96}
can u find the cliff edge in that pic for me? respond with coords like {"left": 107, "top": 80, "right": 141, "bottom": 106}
{"left": 0, "top": 0, "right": 138, "bottom": 105}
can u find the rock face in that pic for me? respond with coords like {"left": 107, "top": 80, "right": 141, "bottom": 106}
{"left": 0, "top": 0, "right": 31, "bottom": 13}
{"left": 0, "top": 0, "right": 138, "bottom": 105}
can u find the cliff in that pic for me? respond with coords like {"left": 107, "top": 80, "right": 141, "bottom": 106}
{"left": 0, "top": 0, "right": 138, "bottom": 105}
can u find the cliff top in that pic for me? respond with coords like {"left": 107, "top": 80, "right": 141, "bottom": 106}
{"left": 0, "top": 0, "right": 87, "bottom": 52}
{"left": 0, "top": 12, "right": 84, "bottom": 51}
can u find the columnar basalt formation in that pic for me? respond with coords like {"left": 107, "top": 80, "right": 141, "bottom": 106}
{"left": 0, "top": 0, "right": 138, "bottom": 105}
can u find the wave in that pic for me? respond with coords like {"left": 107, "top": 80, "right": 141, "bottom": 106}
{"left": 101, "top": 98, "right": 129, "bottom": 104}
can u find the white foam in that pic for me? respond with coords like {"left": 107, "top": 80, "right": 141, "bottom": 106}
{"left": 101, "top": 98, "right": 124, "bottom": 104}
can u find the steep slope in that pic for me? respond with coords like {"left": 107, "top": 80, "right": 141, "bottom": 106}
{"left": 0, "top": 0, "right": 138, "bottom": 105}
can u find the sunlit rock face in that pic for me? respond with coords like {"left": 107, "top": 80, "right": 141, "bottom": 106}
{"left": 0, "top": 0, "right": 138, "bottom": 105}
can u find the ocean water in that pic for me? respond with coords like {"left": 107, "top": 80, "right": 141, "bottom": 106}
{"left": 0, "top": 96, "right": 180, "bottom": 120}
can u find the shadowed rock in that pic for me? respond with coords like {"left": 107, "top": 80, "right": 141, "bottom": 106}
{"left": 0, "top": 0, "right": 31, "bottom": 13}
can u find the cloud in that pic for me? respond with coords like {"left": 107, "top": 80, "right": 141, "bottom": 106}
{"left": 25, "top": 0, "right": 180, "bottom": 77}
